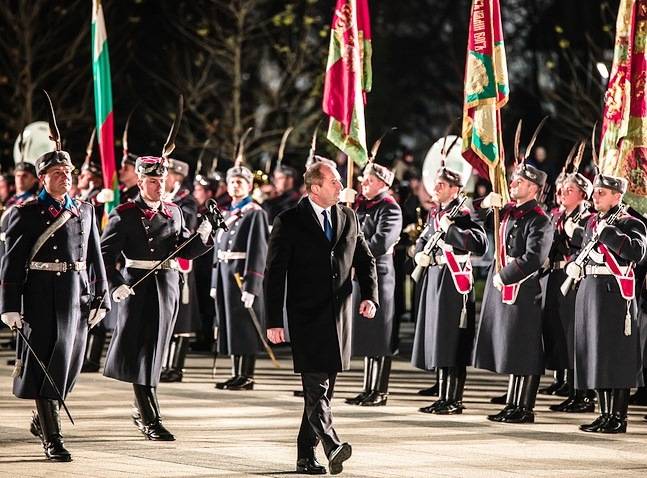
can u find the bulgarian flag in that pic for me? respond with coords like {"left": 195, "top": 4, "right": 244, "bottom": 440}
{"left": 599, "top": 0, "right": 647, "bottom": 213}
{"left": 323, "top": 0, "right": 372, "bottom": 168}
{"left": 461, "top": 0, "right": 509, "bottom": 200}
{"left": 92, "top": 0, "right": 118, "bottom": 222}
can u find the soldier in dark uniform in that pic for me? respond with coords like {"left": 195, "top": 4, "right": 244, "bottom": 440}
{"left": 211, "top": 164, "right": 269, "bottom": 391}
{"left": 262, "top": 165, "right": 302, "bottom": 225}
{"left": 412, "top": 166, "right": 487, "bottom": 415}
{"left": 0, "top": 105, "right": 110, "bottom": 461}
{"left": 119, "top": 153, "right": 140, "bottom": 203}
{"left": 567, "top": 174, "right": 647, "bottom": 433}
{"left": 543, "top": 173, "right": 596, "bottom": 413}
{"left": 101, "top": 156, "right": 213, "bottom": 441}
{"left": 473, "top": 163, "right": 553, "bottom": 424}
{"left": 346, "top": 162, "right": 401, "bottom": 407}
{"left": 159, "top": 158, "right": 200, "bottom": 382}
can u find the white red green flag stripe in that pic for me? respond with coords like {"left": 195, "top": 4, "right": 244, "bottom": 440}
{"left": 92, "top": 0, "right": 118, "bottom": 217}
{"left": 323, "top": 0, "right": 372, "bottom": 167}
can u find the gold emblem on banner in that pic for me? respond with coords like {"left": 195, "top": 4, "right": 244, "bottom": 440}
{"left": 466, "top": 54, "right": 489, "bottom": 97}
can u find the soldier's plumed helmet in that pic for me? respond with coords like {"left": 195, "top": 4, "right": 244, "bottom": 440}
{"left": 566, "top": 172, "right": 593, "bottom": 198}
{"left": 167, "top": 158, "right": 190, "bottom": 178}
{"left": 593, "top": 173, "right": 628, "bottom": 194}
{"left": 436, "top": 166, "right": 463, "bottom": 188}
{"left": 14, "top": 161, "right": 37, "bottom": 177}
{"left": 363, "top": 162, "right": 395, "bottom": 187}
{"left": 81, "top": 161, "right": 102, "bottom": 177}
{"left": 226, "top": 165, "right": 254, "bottom": 185}
{"left": 513, "top": 163, "right": 547, "bottom": 187}
{"left": 35, "top": 150, "right": 74, "bottom": 176}
{"left": 194, "top": 174, "right": 218, "bottom": 192}
{"left": 121, "top": 152, "right": 138, "bottom": 167}
{"left": 135, "top": 156, "right": 168, "bottom": 177}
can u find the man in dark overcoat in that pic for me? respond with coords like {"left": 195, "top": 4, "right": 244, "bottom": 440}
{"left": 412, "top": 166, "right": 487, "bottom": 415}
{"left": 211, "top": 164, "right": 269, "bottom": 391}
{"left": 473, "top": 163, "right": 553, "bottom": 424}
{"left": 101, "top": 156, "right": 213, "bottom": 441}
{"left": 568, "top": 173, "right": 647, "bottom": 433}
{"left": 0, "top": 149, "right": 109, "bottom": 461}
{"left": 265, "top": 161, "right": 378, "bottom": 475}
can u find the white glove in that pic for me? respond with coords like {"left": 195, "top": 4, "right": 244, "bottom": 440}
{"left": 481, "top": 192, "right": 503, "bottom": 209}
{"left": 88, "top": 308, "right": 107, "bottom": 328}
{"left": 564, "top": 217, "right": 577, "bottom": 238}
{"left": 339, "top": 187, "right": 357, "bottom": 204}
{"left": 197, "top": 219, "right": 213, "bottom": 243}
{"left": 214, "top": 327, "right": 219, "bottom": 340}
{"left": 1, "top": 312, "right": 23, "bottom": 329}
{"left": 210, "top": 288, "right": 217, "bottom": 299}
{"left": 493, "top": 273, "right": 504, "bottom": 290}
{"left": 241, "top": 291, "right": 255, "bottom": 308}
{"left": 414, "top": 252, "right": 432, "bottom": 267}
{"left": 595, "top": 219, "right": 608, "bottom": 236}
{"left": 96, "top": 188, "right": 115, "bottom": 204}
{"left": 438, "top": 215, "right": 453, "bottom": 233}
{"left": 565, "top": 262, "right": 583, "bottom": 281}
{"left": 112, "top": 284, "right": 135, "bottom": 303}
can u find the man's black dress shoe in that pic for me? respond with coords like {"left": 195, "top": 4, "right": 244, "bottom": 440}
{"left": 328, "top": 443, "right": 352, "bottom": 475}
{"left": 296, "top": 457, "right": 326, "bottom": 474}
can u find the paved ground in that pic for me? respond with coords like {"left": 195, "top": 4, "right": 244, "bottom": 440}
{"left": 2, "top": 335, "right": 647, "bottom": 477}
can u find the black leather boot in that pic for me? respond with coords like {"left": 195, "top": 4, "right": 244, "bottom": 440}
{"left": 580, "top": 389, "right": 611, "bottom": 432}
{"left": 418, "top": 370, "right": 440, "bottom": 396}
{"left": 215, "top": 355, "right": 241, "bottom": 389}
{"left": 132, "top": 384, "right": 175, "bottom": 441}
{"left": 488, "top": 375, "right": 520, "bottom": 422}
{"left": 500, "top": 375, "right": 539, "bottom": 423}
{"left": 346, "top": 357, "right": 373, "bottom": 405}
{"left": 81, "top": 325, "right": 106, "bottom": 373}
{"left": 599, "top": 388, "right": 628, "bottom": 433}
{"left": 434, "top": 367, "right": 466, "bottom": 415}
{"left": 226, "top": 355, "right": 255, "bottom": 390}
{"left": 360, "top": 357, "right": 391, "bottom": 406}
{"left": 549, "top": 369, "right": 576, "bottom": 412}
{"left": 160, "top": 336, "right": 189, "bottom": 383}
{"left": 538, "top": 369, "right": 566, "bottom": 395}
{"left": 561, "top": 389, "right": 595, "bottom": 413}
{"left": 35, "top": 399, "right": 72, "bottom": 461}
{"left": 420, "top": 368, "right": 448, "bottom": 413}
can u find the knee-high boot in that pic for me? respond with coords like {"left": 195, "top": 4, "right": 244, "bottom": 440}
{"left": 215, "top": 355, "right": 241, "bottom": 389}
{"left": 434, "top": 366, "right": 467, "bottom": 415}
{"left": 419, "top": 367, "right": 448, "bottom": 413}
{"left": 346, "top": 357, "right": 374, "bottom": 405}
{"left": 500, "top": 375, "right": 539, "bottom": 423}
{"left": 418, "top": 369, "right": 440, "bottom": 396}
{"left": 35, "top": 399, "right": 71, "bottom": 461}
{"left": 580, "top": 389, "right": 611, "bottom": 432}
{"left": 81, "top": 325, "right": 106, "bottom": 373}
{"left": 360, "top": 357, "right": 391, "bottom": 406}
{"left": 488, "top": 375, "right": 520, "bottom": 422}
{"left": 132, "top": 384, "right": 175, "bottom": 441}
{"left": 599, "top": 388, "right": 629, "bottom": 433}
{"left": 227, "top": 355, "right": 255, "bottom": 390}
{"left": 160, "top": 336, "right": 189, "bottom": 383}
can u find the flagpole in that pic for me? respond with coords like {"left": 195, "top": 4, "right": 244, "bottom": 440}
{"left": 346, "top": 154, "right": 353, "bottom": 207}
{"left": 493, "top": 109, "right": 504, "bottom": 273}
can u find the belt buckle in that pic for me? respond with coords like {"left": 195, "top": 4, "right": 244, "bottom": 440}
{"left": 61, "top": 262, "right": 68, "bottom": 272}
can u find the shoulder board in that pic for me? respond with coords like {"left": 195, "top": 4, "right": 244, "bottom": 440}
{"left": 532, "top": 205, "right": 547, "bottom": 217}
{"left": 17, "top": 198, "right": 38, "bottom": 208}
{"left": 242, "top": 202, "right": 262, "bottom": 213}
{"left": 116, "top": 202, "right": 137, "bottom": 213}
{"left": 381, "top": 195, "right": 397, "bottom": 205}
{"left": 459, "top": 207, "right": 471, "bottom": 215}
{"left": 75, "top": 198, "right": 91, "bottom": 207}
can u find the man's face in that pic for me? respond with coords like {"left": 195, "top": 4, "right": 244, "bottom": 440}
{"left": 311, "top": 165, "right": 342, "bottom": 208}
{"left": 193, "top": 184, "right": 213, "bottom": 205}
{"left": 41, "top": 165, "right": 73, "bottom": 198}
{"left": 138, "top": 175, "right": 165, "bottom": 202}
{"left": 273, "top": 171, "right": 293, "bottom": 195}
{"left": 560, "top": 181, "right": 585, "bottom": 210}
{"left": 592, "top": 187, "right": 621, "bottom": 213}
{"left": 119, "top": 163, "right": 137, "bottom": 186}
{"left": 510, "top": 176, "right": 538, "bottom": 202}
{"left": 77, "top": 170, "right": 94, "bottom": 190}
{"left": 432, "top": 178, "right": 459, "bottom": 204}
{"left": 0, "top": 178, "right": 11, "bottom": 202}
{"left": 227, "top": 176, "right": 252, "bottom": 201}
{"left": 361, "top": 173, "right": 386, "bottom": 200}
{"left": 164, "top": 172, "right": 183, "bottom": 192}
{"left": 15, "top": 170, "right": 37, "bottom": 194}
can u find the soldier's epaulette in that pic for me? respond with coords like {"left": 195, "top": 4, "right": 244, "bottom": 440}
{"left": 242, "top": 202, "right": 262, "bottom": 213}
{"left": 116, "top": 202, "right": 137, "bottom": 213}
{"left": 74, "top": 198, "right": 91, "bottom": 207}
{"left": 381, "top": 195, "right": 397, "bottom": 205}
{"left": 532, "top": 205, "right": 547, "bottom": 217}
{"left": 175, "top": 189, "right": 190, "bottom": 200}
{"left": 16, "top": 198, "right": 38, "bottom": 208}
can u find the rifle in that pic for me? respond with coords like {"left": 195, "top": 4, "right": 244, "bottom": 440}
{"left": 560, "top": 204, "right": 627, "bottom": 296}
{"left": 411, "top": 195, "right": 468, "bottom": 283}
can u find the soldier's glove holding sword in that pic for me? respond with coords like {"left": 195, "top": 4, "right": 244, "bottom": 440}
{"left": 438, "top": 215, "right": 453, "bottom": 233}
{"left": 1, "top": 312, "right": 23, "bottom": 329}
{"left": 197, "top": 219, "right": 213, "bottom": 243}
{"left": 414, "top": 251, "right": 432, "bottom": 267}
{"left": 241, "top": 291, "right": 255, "bottom": 308}
{"left": 481, "top": 192, "right": 503, "bottom": 209}
{"left": 112, "top": 284, "right": 135, "bottom": 303}
{"left": 88, "top": 309, "right": 108, "bottom": 329}
{"left": 492, "top": 273, "right": 504, "bottom": 291}
{"left": 595, "top": 219, "right": 609, "bottom": 236}
{"left": 565, "top": 262, "right": 583, "bottom": 281}
{"left": 564, "top": 217, "right": 578, "bottom": 238}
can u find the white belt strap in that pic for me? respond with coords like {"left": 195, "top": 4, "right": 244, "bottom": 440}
{"left": 217, "top": 251, "right": 247, "bottom": 261}
{"left": 29, "top": 261, "right": 86, "bottom": 272}
{"left": 585, "top": 264, "right": 630, "bottom": 276}
{"left": 433, "top": 254, "right": 470, "bottom": 266}
{"left": 124, "top": 258, "right": 179, "bottom": 270}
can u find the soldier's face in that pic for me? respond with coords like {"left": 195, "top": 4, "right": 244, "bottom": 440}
{"left": 432, "top": 179, "right": 458, "bottom": 204}
{"left": 41, "top": 165, "right": 72, "bottom": 198}
{"left": 138, "top": 175, "right": 165, "bottom": 202}
{"left": 119, "top": 163, "right": 137, "bottom": 186}
{"left": 560, "top": 181, "right": 585, "bottom": 210}
{"left": 361, "top": 174, "right": 386, "bottom": 200}
{"left": 312, "top": 165, "right": 342, "bottom": 208}
{"left": 510, "top": 176, "right": 538, "bottom": 202}
{"left": 227, "top": 177, "right": 252, "bottom": 201}
{"left": 193, "top": 184, "right": 212, "bottom": 205}
{"left": 592, "top": 187, "right": 621, "bottom": 212}
{"left": 15, "top": 171, "right": 37, "bottom": 194}
{"left": 77, "top": 170, "right": 94, "bottom": 191}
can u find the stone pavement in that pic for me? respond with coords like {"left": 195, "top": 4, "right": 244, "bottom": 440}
{"left": 2, "top": 344, "right": 647, "bottom": 477}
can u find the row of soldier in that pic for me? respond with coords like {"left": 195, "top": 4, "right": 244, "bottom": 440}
{"left": 1, "top": 96, "right": 646, "bottom": 472}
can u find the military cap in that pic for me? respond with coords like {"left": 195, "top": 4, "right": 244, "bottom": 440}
{"left": 35, "top": 150, "right": 74, "bottom": 176}
{"left": 514, "top": 163, "right": 547, "bottom": 187}
{"left": 593, "top": 173, "right": 628, "bottom": 194}
{"left": 565, "top": 172, "right": 593, "bottom": 198}
{"left": 14, "top": 161, "right": 37, "bottom": 177}
{"left": 121, "top": 152, "right": 138, "bottom": 167}
{"left": 363, "top": 162, "right": 395, "bottom": 187}
{"left": 135, "top": 156, "right": 168, "bottom": 177}
{"left": 436, "top": 165, "right": 463, "bottom": 188}
{"left": 81, "top": 161, "right": 102, "bottom": 178}
{"left": 167, "top": 158, "right": 190, "bottom": 178}
{"left": 275, "top": 164, "right": 298, "bottom": 179}
{"left": 226, "top": 165, "right": 254, "bottom": 185}
{"left": 194, "top": 174, "right": 218, "bottom": 192}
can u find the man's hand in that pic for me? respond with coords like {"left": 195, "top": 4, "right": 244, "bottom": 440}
{"left": 339, "top": 188, "right": 357, "bottom": 204}
{"left": 1, "top": 312, "right": 23, "bottom": 329}
{"left": 595, "top": 219, "right": 608, "bottom": 237}
{"left": 112, "top": 285, "right": 135, "bottom": 303}
{"left": 414, "top": 252, "right": 432, "bottom": 267}
{"left": 267, "top": 327, "right": 285, "bottom": 344}
{"left": 566, "top": 262, "right": 583, "bottom": 281}
{"left": 197, "top": 219, "right": 213, "bottom": 242}
{"left": 96, "top": 188, "right": 115, "bottom": 204}
{"left": 359, "top": 300, "right": 377, "bottom": 319}
{"left": 88, "top": 308, "right": 107, "bottom": 328}
{"left": 210, "top": 288, "right": 216, "bottom": 299}
{"left": 241, "top": 291, "right": 255, "bottom": 308}
{"left": 493, "top": 273, "right": 504, "bottom": 291}
{"left": 481, "top": 192, "right": 503, "bottom": 209}
{"left": 214, "top": 327, "right": 219, "bottom": 340}
{"left": 564, "top": 217, "right": 578, "bottom": 238}
{"left": 438, "top": 215, "right": 453, "bottom": 233}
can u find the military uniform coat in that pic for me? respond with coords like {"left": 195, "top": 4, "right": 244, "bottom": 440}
{"left": 101, "top": 194, "right": 211, "bottom": 386}
{"left": 573, "top": 207, "right": 647, "bottom": 389}
{"left": 194, "top": 204, "right": 216, "bottom": 334}
{"left": 211, "top": 197, "right": 269, "bottom": 355}
{"left": 0, "top": 192, "right": 109, "bottom": 399}
{"left": 265, "top": 198, "right": 379, "bottom": 373}
{"left": 351, "top": 192, "right": 402, "bottom": 357}
{"left": 542, "top": 204, "right": 590, "bottom": 370}
{"left": 473, "top": 199, "right": 553, "bottom": 375}
{"left": 262, "top": 189, "right": 302, "bottom": 225}
{"left": 411, "top": 199, "right": 488, "bottom": 370}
